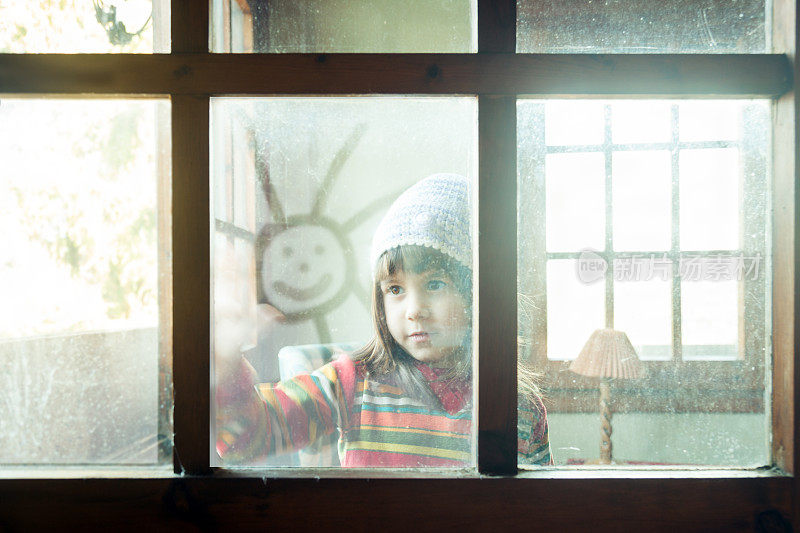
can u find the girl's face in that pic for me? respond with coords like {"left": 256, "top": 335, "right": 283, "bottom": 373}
{"left": 380, "top": 268, "right": 470, "bottom": 364}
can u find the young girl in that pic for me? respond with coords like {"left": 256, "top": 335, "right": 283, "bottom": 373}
{"left": 216, "top": 173, "right": 551, "bottom": 467}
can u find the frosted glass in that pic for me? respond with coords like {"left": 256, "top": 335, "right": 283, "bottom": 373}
{"left": 680, "top": 148, "right": 740, "bottom": 251}
{"left": 545, "top": 102, "right": 605, "bottom": 146}
{"left": 0, "top": 99, "right": 170, "bottom": 464}
{"left": 518, "top": 0, "right": 766, "bottom": 53}
{"left": 682, "top": 279, "right": 739, "bottom": 360}
{"left": 546, "top": 260, "right": 605, "bottom": 360}
{"left": 518, "top": 99, "right": 770, "bottom": 468}
{"left": 212, "top": 97, "right": 478, "bottom": 468}
{"left": 546, "top": 153, "right": 606, "bottom": 252}
{"left": 0, "top": 0, "right": 166, "bottom": 53}
{"left": 211, "top": 0, "right": 475, "bottom": 53}
{"left": 613, "top": 150, "right": 672, "bottom": 252}
{"left": 612, "top": 102, "right": 672, "bottom": 145}
{"left": 679, "top": 101, "right": 742, "bottom": 142}
{"left": 614, "top": 268, "right": 673, "bottom": 361}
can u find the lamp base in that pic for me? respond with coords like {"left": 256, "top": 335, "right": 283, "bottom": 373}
{"left": 599, "top": 378, "right": 612, "bottom": 464}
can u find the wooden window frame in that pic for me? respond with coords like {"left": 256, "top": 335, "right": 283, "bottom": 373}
{"left": 0, "top": 1, "right": 797, "bottom": 529}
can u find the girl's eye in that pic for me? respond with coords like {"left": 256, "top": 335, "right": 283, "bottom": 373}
{"left": 427, "top": 280, "right": 446, "bottom": 291}
{"left": 387, "top": 285, "right": 403, "bottom": 295}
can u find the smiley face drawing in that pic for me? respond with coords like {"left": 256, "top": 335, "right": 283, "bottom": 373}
{"left": 255, "top": 124, "right": 403, "bottom": 343}
{"left": 257, "top": 217, "right": 352, "bottom": 319}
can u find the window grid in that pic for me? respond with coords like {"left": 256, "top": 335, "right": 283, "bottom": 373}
{"left": 0, "top": 0, "right": 796, "bottom": 527}
{"left": 543, "top": 103, "right": 760, "bottom": 366}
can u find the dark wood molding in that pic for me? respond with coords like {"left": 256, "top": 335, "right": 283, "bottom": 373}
{"left": 171, "top": 0, "right": 209, "bottom": 53}
{"left": 0, "top": 54, "right": 791, "bottom": 96}
{"left": 172, "top": 95, "right": 211, "bottom": 475}
{"left": 478, "top": 96, "right": 518, "bottom": 475}
{"left": 479, "top": 0, "right": 516, "bottom": 53}
{"left": 0, "top": 475, "right": 791, "bottom": 532}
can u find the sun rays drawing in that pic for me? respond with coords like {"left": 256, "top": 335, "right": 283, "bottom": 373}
{"left": 255, "top": 124, "right": 402, "bottom": 344}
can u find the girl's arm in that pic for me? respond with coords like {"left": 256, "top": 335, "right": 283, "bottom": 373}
{"left": 517, "top": 394, "right": 554, "bottom": 466}
{"left": 216, "top": 355, "right": 356, "bottom": 464}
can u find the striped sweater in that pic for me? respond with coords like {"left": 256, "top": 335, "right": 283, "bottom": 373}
{"left": 217, "top": 354, "right": 552, "bottom": 467}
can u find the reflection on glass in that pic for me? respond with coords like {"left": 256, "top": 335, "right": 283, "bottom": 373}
{"left": 546, "top": 153, "right": 605, "bottom": 252}
{"left": 0, "top": 99, "right": 170, "bottom": 464}
{"left": 212, "top": 97, "right": 496, "bottom": 468}
{"left": 0, "top": 1, "right": 166, "bottom": 53}
{"left": 518, "top": 99, "right": 769, "bottom": 467}
{"left": 517, "top": 0, "right": 766, "bottom": 53}
{"left": 613, "top": 150, "right": 671, "bottom": 251}
{"left": 680, "top": 148, "right": 740, "bottom": 251}
{"left": 211, "top": 0, "right": 475, "bottom": 53}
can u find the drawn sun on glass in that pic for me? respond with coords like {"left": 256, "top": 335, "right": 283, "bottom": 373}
{"left": 255, "top": 125, "right": 401, "bottom": 343}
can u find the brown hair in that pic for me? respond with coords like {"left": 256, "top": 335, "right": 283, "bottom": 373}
{"left": 351, "top": 245, "right": 472, "bottom": 392}
{"left": 351, "top": 244, "right": 542, "bottom": 400}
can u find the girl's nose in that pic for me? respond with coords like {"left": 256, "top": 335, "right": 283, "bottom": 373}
{"left": 406, "top": 294, "right": 430, "bottom": 320}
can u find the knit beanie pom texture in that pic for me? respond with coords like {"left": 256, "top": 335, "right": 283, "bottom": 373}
{"left": 370, "top": 173, "right": 472, "bottom": 276}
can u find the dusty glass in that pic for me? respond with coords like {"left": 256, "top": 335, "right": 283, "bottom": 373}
{"left": 0, "top": 98, "right": 171, "bottom": 465}
{"left": 211, "top": 97, "right": 478, "bottom": 468}
{"left": 0, "top": 1, "right": 168, "bottom": 53}
{"left": 211, "top": 0, "right": 475, "bottom": 53}
{"left": 517, "top": 0, "right": 767, "bottom": 53}
{"left": 518, "top": 99, "right": 770, "bottom": 467}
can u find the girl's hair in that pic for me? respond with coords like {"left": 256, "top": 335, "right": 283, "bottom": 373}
{"left": 351, "top": 244, "right": 542, "bottom": 400}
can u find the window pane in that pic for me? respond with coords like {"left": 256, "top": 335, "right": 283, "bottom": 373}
{"left": 614, "top": 262, "right": 673, "bottom": 361}
{"left": 546, "top": 260, "right": 605, "bottom": 360}
{"left": 0, "top": 98, "right": 171, "bottom": 465}
{"left": 518, "top": 99, "right": 769, "bottom": 468}
{"left": 680, "top": 148, "right": 740, "bottom": 251}
{"left": 546, "top": 153, "right": 606, "bottom": 252}
{"left": 681, "top": 278, "right": 738, "bottom": 361}
{"left": 212, "top": 97, "right": 477, "bottom": 468}
{"left": 545, "top": 102, "right": 605, "bottom": 146}
{"left": 517, "top": 0, "right": 766, "bottom": 53}
{"left": 611, "top": 101, "right": 672, "bottom": 145}
{"left": 0, "top": 1, "right": 168, "bottom": 53}
{"left": 612, "top": 151, "right": 671, "bottom": 252}
{"left": 211, "top": 0, "right": 476, "bottom": 53}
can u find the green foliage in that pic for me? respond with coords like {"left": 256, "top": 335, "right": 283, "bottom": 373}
{"left": 104, "top": 108, "right": 141, "bottom": 174}
{"left": 8, "top": 102, "right": 159, "bottom": 328}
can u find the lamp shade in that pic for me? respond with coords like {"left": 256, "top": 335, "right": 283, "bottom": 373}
{"left": 569, "top": 328, "right": 643, "bottom": 379}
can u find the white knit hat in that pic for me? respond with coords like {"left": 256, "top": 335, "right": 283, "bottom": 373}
{"left": 370, "top": 173, "right": 472, "bottom": 275}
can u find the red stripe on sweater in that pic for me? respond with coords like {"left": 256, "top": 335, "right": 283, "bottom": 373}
{"left": 342, "top": 449, "right": 465, "bottom": 468}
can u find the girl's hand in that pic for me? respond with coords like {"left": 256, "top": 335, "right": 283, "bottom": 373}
{"left": 213, "top": 244, "right": 286, "bottom": 385}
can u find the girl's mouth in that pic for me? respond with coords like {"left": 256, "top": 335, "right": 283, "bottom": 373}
{"left": 409, "top": 332, "right": 432, "bottom": 342}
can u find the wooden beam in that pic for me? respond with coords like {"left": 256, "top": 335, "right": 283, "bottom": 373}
{"left": 0, "top": 54, "right": 791, "bottom": 96}
{"left": 479, "top": 0, "right": 516, "bottom": 53}
{"left": 0, "top": 475, "right": 791, "bottom": 531}
{"left": 771, "top": 0, "right": 797, "bottom": 479}
{"left": 478, "top": 96, "right": 517, "bottom": 474}
{"left": 171, "top": 0, "right": 208, "bottom": 53}
{"left": 171, "top": 95, "right": 211, "bottom": 475}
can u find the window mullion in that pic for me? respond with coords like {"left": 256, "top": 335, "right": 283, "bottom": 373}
{"left": 171, "top": 94, "right": 211, "bottom": 475}
{"left": 477, "top": 0, "right": 517, "bottom": 475}
{"left": 169, "top": 0, "right": 212, "bottom": 475}
{"left": 171, "top": 0, "right": 209, "bottom": 54}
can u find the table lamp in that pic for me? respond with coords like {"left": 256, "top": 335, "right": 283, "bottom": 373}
{"left": 569, "top": 328, "right": 643, "bottom": 464}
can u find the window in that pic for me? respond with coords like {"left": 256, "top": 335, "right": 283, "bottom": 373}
{"left": 518, "top": 100, "right": 771, "bottom": 465}
{"left": 0, "top": 0, "right": 797, "bottom": 529}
